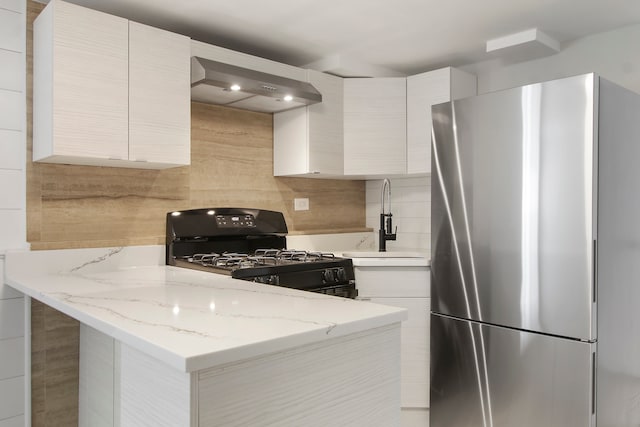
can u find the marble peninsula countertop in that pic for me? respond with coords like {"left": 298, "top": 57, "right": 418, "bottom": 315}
{"left": 5, "top": 246, "right": 406, "bottom": 373}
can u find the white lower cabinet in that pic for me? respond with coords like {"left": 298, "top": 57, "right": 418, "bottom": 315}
{"left": 79, "top": 323, "right": 401, "bottom": 427}
{"left": 355, "top": 265, "right": 430, "bottom": 427}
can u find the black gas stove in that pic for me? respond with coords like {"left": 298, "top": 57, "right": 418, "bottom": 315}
{"left": 166, "top": 208, "right": 357, "bottom": 298}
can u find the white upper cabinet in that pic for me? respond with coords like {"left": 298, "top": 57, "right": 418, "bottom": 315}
{"left": 343, "top": 77, "right": 407, "bottom": 176}
{"left": 33, "top": 0, "right": 191, "bottom": 169}
{"left": 273, "top": 70, "right": 344, "bottom": 177}
{"left": 34, "top": 0, "right": 129, "bottom": 163}
{"left": 407, "top": 67, "right": 476, "bottom": 174}
{"left": 128, "top": 21, "right": 190, "bottom": 166}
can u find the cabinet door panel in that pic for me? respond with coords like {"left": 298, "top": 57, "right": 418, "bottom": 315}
{"left": 52, "top": 0, "right": 128, "bottom": 159}
{"left": 371, "top": 297, "right": 429, "bottom": 408}
{"left": 128, "top": 22, "right": 190, "bottom": 166}
{"left": 307, "top": 70, "right": 343, "bottom": 174}
{"left": 407, "top": 69, "right": 450, "bottom": 175}
{"left": 407, "top": 67, "right": 476, "bottom": 175}
{"left": 344, "top": 78, "right": 406, "bottom": 175}
{"left": 273, "top": 70, "right": 343, "bottom": 177}
{"left": 273, "top": 107, "right": 308, "bottom": 176}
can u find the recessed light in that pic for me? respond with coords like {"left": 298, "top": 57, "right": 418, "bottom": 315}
{"left": 283, "top": 95, "right": 293, "bottom": 102}
{"left": 230, "top": 84, "right": 241, "bottom": 91}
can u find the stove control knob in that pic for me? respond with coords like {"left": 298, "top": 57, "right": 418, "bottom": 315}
{"left": 335, "top": 267, "right": 347, "bottom": 282}
{"left": 322, "top": 269, "right": 336, "bottom": 284}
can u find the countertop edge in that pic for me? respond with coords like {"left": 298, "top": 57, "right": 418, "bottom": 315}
{"left": 6, "top": 263, "right": 407, "bottom": 373}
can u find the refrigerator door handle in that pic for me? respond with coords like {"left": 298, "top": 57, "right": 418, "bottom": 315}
{"left": 593, "top": 239, "right": 598, "bottom": 303}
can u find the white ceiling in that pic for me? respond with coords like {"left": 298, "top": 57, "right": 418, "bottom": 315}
{"left": 56, "top": 0, "right": 640, "bottom": 75}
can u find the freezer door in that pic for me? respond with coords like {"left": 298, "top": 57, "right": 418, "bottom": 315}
{"left": 431, "top": 313, "right": 595, "bottom": 427}
{"left": 431, "top": 73, "right": 596, "bottom": 340}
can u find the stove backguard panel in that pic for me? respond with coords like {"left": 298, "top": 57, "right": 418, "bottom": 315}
{"left": 166, "top": 208, "right": 288, "bottom": 264}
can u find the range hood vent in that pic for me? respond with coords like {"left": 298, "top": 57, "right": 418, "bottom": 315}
{"left": 191, "top": 57, "right": 322, "bottom": 113}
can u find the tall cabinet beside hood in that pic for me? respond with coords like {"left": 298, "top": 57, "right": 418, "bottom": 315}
{"left": 33, "top": 0, "right": 191, "bottom": 169}
{"left": 273, "top": 70, "right": 344, "bottom": 177}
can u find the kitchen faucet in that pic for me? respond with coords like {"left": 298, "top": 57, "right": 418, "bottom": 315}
{"left": 379, "top": 178, "right": 397, "bottom": 251}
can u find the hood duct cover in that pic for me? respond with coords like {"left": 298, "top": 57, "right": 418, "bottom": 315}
{"left": 191, "top": 57, "right": 322, "bottom": 113}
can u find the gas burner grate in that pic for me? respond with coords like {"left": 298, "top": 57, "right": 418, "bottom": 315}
{"left": 184, "top": 249, "right": 337, "bottom": 269}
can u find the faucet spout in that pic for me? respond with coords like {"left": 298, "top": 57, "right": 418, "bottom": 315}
{"left": 381, "top": 178, "right": 391, "bottom": 215}
{"left": 379, "top": 179, "right": 397, "bottom": 251}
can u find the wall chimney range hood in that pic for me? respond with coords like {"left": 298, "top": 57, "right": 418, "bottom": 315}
{"left": 191, "top": 57, "right": 322, "bottom": 113}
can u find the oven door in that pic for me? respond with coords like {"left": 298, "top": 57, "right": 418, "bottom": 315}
{"left": 238, "top": 269, "right": 357, "bottom": 299}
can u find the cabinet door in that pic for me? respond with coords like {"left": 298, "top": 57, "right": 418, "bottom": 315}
{"left": 128, "top": 22, "right": 191, "bottom": 166}
{"left": 307, "top": 70, "right": 344, "bottom": 175}
{"left": 369, "top": 297, "right": 430, "bottom": 408}
{"left": 344, "top": 78, "right": 406, "bottom": 176}
{"left": 46, "top": 0, "right": 129, "bottom": 160}
{"left": 407, "top": 69, "right": 450, "bottom": 175}
{"left": 407, "top": 67, "right": 476, "bottom": 175}
{"left": 273, "top": 106, "right": 309, "bottom": 176}
{"left": 273, "top": 70, "right": 343, "bottom": 176}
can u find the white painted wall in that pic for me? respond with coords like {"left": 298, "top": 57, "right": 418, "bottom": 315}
{"left": 0, "top": 0, "right": 27, "bottom": 425}
{"left": 366, "top": 177, "right": 431, "bottom": 256}
{"left": 462, "top": 24, "right": 640, "bottom": 95}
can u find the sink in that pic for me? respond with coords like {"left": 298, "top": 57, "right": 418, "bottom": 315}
{"left": 341, "top": 251, "right": 424, "bottom": 258}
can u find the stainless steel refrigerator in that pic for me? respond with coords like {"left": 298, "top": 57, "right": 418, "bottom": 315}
{"left": 430, "top": 73, "right": 640, "bottom": 427}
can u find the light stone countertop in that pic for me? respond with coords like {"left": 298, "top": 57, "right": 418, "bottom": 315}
{"left": 5, "top": 246, "right": 406, "bottom": 373}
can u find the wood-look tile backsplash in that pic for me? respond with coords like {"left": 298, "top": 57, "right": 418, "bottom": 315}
{"left": 26, "top": 0, "right": 365, "bottom": 251}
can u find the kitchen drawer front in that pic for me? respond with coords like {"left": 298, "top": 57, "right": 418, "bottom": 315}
{"left": 355, "top": 266, "right": 429, "bottom": 298}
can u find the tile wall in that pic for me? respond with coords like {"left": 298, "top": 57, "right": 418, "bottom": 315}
{"left": 0, "top": 0, "right": 26, "bottom": 249}
{"left": 366, "top": 176, "right": 431, "bottom": 256}
{"left": 0, "top": 0, "right": 27, "bottom": 425}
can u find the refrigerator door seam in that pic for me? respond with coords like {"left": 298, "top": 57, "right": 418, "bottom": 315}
{"left": 433, "top": 312, "right": 595, "bottom": 343}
